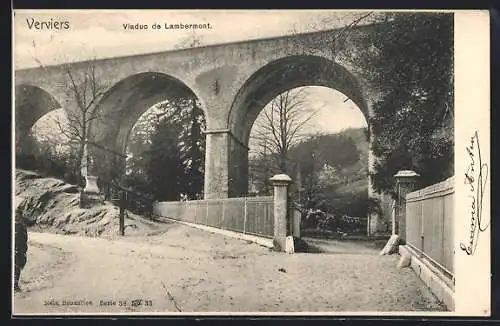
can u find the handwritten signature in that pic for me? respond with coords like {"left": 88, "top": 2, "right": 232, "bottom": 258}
{"left": 460, "top": 131, "right": 489, "bottom": 256}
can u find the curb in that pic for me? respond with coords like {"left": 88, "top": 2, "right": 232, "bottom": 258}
{"left": 399, "top": 244, "right": 454, "bottom": 311}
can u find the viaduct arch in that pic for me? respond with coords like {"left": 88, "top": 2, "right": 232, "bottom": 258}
{"left": 224, "top": 55, "right": 369, "bottom": 198}
{"left": 87, "top": 71, "right": 208, "bottom": 182}
{"left": 89, "top": 72, "right": 206, "bottom": 156}
{"left": 15, "top": 84, "right": 62, "bottom": 152}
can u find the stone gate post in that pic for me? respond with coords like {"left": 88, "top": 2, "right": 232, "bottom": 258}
{"left": 270, "top": 174, "right": 293, "bottom": 252}
{"left": 394, "top": 170, "right": 420, "bottom": 241}
{"left": 380, "top": 170, "right": 420, "bottom": 255}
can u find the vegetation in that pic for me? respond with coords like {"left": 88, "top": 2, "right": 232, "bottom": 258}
{"left": 123, "top": 95, "right": 206, "bottom": 201}
{"left": 250, "top": 88, "right": 318, "bottom": 176}
{"left": 250, "top": 127, "right": 369, "bottom": 228}
{"left": 345, "top": 12, "right": 454, "bottom": 194}
{"left": 16, "top": 129, "right": 81, "bottom": 185}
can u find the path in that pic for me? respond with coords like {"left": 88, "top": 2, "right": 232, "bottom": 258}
{"left": 13, "top": 223, "right": 446, "bottom": 314}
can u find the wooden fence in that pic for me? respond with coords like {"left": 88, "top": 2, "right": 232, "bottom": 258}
{"left": 405, "top": 176, "right": 454, "bottom": 278}
{"left": 153, "top": 196, "right": 274, "bottom": 238}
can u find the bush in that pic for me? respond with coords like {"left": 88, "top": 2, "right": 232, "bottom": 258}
{"left": 301, "top": 206, "right": 366, "bottom": 235}
{"left": 16, "top": 150, "right": 80, "bottom": 186}
{"left": 16, "top": 153, "right": 38, "bottom": 171}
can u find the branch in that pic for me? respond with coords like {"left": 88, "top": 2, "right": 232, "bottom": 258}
{"left": 83, "top": 88, "right": 106, "bottom": 113}
{"left": 90, "top": 61, "right": 98, "bottom": 96}
{"left": 287, "top": 109, "right": 318, "bottom": 141}
{"left": 65, "top": 65, "right": 85, "bottom": 110}
{"left": 53, "top": 116, "right": 83, "bottom": 142}
{"left": 334, "top": 12, "right": 374, "bottom": 46}
{"left": 262, "top": 107, "right": 283, "bottom": 154}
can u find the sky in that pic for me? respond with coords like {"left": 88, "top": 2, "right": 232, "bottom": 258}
{"left": 14, "top": 10, "right": 380, "bottom": 68}
{"left": 247, "top": 86, "right": 367, "bottom": 157}
{"left": 17, "top": 10, "right": 369, "bottom": 139}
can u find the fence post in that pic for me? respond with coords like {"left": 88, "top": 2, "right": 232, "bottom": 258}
{"left": 146, "top": 201, "right": 152, "bottom": 219}
{"left": 243, "top": 198, "right": 248, "bottom": 234}
{"left": 221, "top": 200, "right": 226, "bottom": 230}
{"left": 394, "top": 170, "right": 420, "bottom": 242}
{"left": 119, "top": 191, "right": 125, "bottom": 236}
{"left": 292, "top": 206, "right": 301, "bottom": 238}
{"left": 270, "top": 174, "right": 293, "bottom": 252}
{"left": 205, "top": 200, "right": 209, "bottom": 226}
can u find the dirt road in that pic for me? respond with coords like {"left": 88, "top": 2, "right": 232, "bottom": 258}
{"left": 13, "top": 223, "right": 446, "bottom": 314}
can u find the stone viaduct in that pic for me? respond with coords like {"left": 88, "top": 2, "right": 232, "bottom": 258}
{"left": 15, "top": 22, "right": 389, "bottom": 231}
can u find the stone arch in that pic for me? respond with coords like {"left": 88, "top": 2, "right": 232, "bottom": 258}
{"left": 14, "top": 84, "right": 62, "bottom": 152}
{"left": 222, "top": 55, "right": 369, "bottom": 197}
{"left": 87, "top": 71, "right": 208, "bottom": 183}
{"left": 89, "top": 71, "right": 207, "bottom": 156}
{"left": 228, "top": 55, "right": 369, "bottom": 145}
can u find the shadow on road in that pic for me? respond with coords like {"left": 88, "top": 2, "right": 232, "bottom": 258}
{"left": 295, "top": 237, "right": 386, "bottom": 255}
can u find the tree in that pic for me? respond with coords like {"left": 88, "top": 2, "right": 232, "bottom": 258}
{"left": 15, "top": 130, "right": 39, "bottom": 171}
{"left": 248, "top": 148, "right": 274, "bottom": 196}
{"left": 313, "top": 163, "right": 342, "bottom": 202}
{"left": 122, "top": 33, "right": 207, "bottom": 200}
{"left": 181, "top": 98, "right": 205, "bottom": 199}
{"left": 250, "top": 88, "right": 317, "bottom": 175}
{"left": 344, "top": 13, "right": 454, "bottom": 194}
{"left": 124, "top": 94, "right": 206, "bottom": 200}
{"left": 54, "top": 60, "right": 109, "bottom": 183}
{"left": 287, "top": 132, "right": 366, "bottom": 211}
{"left": 145, "top": 120, "right": 185, "bottom": 201}
{"left": 16, "top": 106, "right": 82, "bottom": 183}
{"left": 29, "top": 55, "right": 112, "bottom": 185}
{"left": 30, "top": 41, "right": 117, "bottom": 186}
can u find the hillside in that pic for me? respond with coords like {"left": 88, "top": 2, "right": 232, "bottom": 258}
{"left": 249, "top": 127, "right": 369, "bottom": 193}
{"left": 14, "top": 169, "right": 168, "bottom": 237}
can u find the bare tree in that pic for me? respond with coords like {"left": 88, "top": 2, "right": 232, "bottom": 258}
{"left": 29, "top": 41, "right": 112, "bottom": 182}
{"left": 49, "top": 60, "right": 109, "bottom": 181}
{"left": 250, "top": 88, "right": 318, "bottom": 176}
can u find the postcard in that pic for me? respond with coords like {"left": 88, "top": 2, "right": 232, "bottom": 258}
{"left": 12, "top": 9, "right": 490, "bottom": 316}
